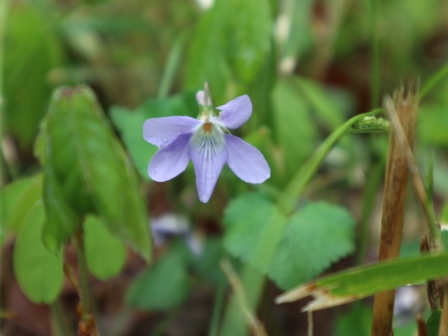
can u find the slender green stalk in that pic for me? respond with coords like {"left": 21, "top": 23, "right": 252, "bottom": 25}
{"left": 370, "top": 0, "right": 380, "bottom": 109}
{"left": 357, "top": 157, "right": 385, "bottom": 263}
{"left": 157, "top": 32, "right": 188, "bottom": 99}
{"left": 278, "top": 108, "right": 383, "bottom": 215}
{"left": 74, "top": 231, "right": 99, "bottom": 335}
{"left": 51, "top": 300, "right": 76, "bottom": 336}
{"left": 220, "top": 260, "right": 267, "bottom": 336}
{"left": 75, "top": 232, "right": 91, "bottom": 321}
{"left": 208, "top": 280, "right": 226, "bottom": 336}
{"left": 420, "top": 62, "right": 448, "bottom": 100}
{"left": 0, "top": 0, "right": 9, "bottom": 116}
{"left": 219, "top": 265, "right": 266, "bottom": 336}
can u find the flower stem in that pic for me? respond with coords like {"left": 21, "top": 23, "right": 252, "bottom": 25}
{"left": 74, "top": 231, "right": 99, "bottom": 336}
{"left": 278, "top": 108, "right": 383, "bottom": 215}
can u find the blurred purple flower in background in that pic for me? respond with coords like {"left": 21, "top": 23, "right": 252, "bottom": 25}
{"left": 143, "top": 86, "right": 270, "bottom": 203}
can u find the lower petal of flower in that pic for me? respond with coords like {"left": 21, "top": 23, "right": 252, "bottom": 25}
{"left": 225, "top": 134, "right": 270, "bottom": 183}
{"left": 148, "top": 133, "right": 191, "bottom": 181}
{"left": 190, "top": 125, "right": 227, "bottom": 203}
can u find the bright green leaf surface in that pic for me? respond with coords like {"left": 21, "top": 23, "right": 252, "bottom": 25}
{"left": 38, "top": 86, "right": 151, "bottom": 260}
{"left": 186, "top": 0, "right": 271, "bottom": 96}
{"left": 224, "top": 193, "right": 287, "bottom": 274}
{"left": 13, "top": 203, "right": 63, "bottom": 303}
{"left": 110, "top": 93, "right": 196, "bottom": 180}
{"left": 185, "top": 0, "right": 229, "bottom": 100}
{"left": 1, "top": 174, "right": 42, "bottom": 239}
{"left": 126, "top": 244, "right": 191, "bottom": 311}
{"left": 227, "top": 0, "right": 271, "bottom": 83}
{"left": 318, "top": 253, "right": 448, "bottom": 297}
{"left": 269, "top": 202, "right": 356, "bottom": 290}
{"left": 84, "top": 216, "right": 126, "bottom": 280}
{"left": 224, "top": 194, "right": 355, "bottom": 291}
{"left": 272, "top": 80, "right": 318, "bottom": 179}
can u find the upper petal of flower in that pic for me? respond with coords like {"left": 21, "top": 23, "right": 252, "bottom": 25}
{"left": 224, "top": 134, "right": 270, "bottom": 183}
{"left": 148, "top": 133, "right": 191, "bottom": 181}
{"left": 143, "top": 116, "right": 202, "bottom": 148}
{"left": 214, "top": 95, "right": 252, "bottom": 129}
{"left": 190, "top": 125, "right": 227, "bottom": 203}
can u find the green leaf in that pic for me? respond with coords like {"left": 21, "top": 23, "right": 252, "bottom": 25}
{"left": 224, "top": 193, "right": 288, "bottom": 274}
{"left": 186, "top": 0, "right": 272, "bottom": 95}
{"left": 4, "top": 5, "right": 65, "bottom": 150}
{"left": 13, "top": 203, "right": 63, "bottom": 303}
{"left": 38, "top": 86, "right": 151, "bottom": 260}
{"left": 126, "top": 243, "right": 192, "bottom": 311}
{"left": 110, "top": 92, "right": 196, "bottom": 180}
{"left": 279, "top": 0, "right": 313, "bottom": 61}
{"left": 277, "top": 253, "right": 448, "bottom": 310}
{"left": 224, "top": 195, "right": 355, "bottom": 291}
{"left": 269, "top": 202, "right": 356, "bottom": 289}
{"left": 1, "top": 174, "right": 42, "bottom": 237}
{"left": 185, "top": 1, "right": 229, "bottom": 99}
{"left": 427, "top": 309, "right": 442, "bottom": 336}
{"left": 84, "top": 216, "right": 126, "bottom": 280}
{"left": 272, "top": 80, "right": 318, "bottom": 179}
{"left": 226, "top": 0, "right": 272, "bottom": 83}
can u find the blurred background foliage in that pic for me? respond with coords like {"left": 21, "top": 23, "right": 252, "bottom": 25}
{"left": 1, "top": 0, "right": 448, "bottom": 335}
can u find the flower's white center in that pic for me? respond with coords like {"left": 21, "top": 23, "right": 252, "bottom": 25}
{"left": 191, "top": 121, "right": 225, "bottom": 154}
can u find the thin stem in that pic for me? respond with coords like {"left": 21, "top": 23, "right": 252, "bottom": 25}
{"left": 157, "top": 32, "right": 188, "bottom": 99}
{"left": 220, "top": 260, "right": 267, "bottom": 336}
{"left": 357, "top": 157, "right": 385, "bottom": 263}
{"left": 208, "top": 280, "right": 226, "bottom": 336}
{"left": 370, "top": 0, "right": 380, "bottom": 108}
{"left": 278, "top": 108, "right": 383, "bottom": 215}
{"left": 420, "top": 62, "right": 448, "bottom": 100}
{"left": 219, "top": 265, "right": 266, "bottom": 336}
{"left": 51, "top": 300, "right": 76, "bottom": 336}
{"left": 74, "top": 231, "right": 99, "bottom": 336}
{"left": 0, "top": 0, "right": 9, "bottom": 115}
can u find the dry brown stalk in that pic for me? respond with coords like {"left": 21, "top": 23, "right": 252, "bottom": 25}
{"left": 371, "top": 84, "right": 419, "bottom": 336}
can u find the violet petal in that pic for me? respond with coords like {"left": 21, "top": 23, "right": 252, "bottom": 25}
{"left": 143, "top": 116, "right": 202, "bottom": 148}
{"left": 148, "top": 133, "right": 191, "bottom": 181}
{"left": 225, "top": 134, "right": 270, "bottom": 183}
{"left": 190, "top": 126, "right": 227, "bottom": 203}
{"left": 214, "top": 95, "right": 252, "bottom": 129}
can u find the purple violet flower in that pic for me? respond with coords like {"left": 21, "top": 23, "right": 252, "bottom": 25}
{"left": 143, "top": 85, "right": 270, "bottom": 203}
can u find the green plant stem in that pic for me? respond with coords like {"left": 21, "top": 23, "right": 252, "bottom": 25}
{"left": 75, "top": 232, "right": 91, "bottom": 320}
{"left": 357, "top": 156, "right": 385, "bottom": 263}
{"left": 219, "top": 265, "right": 266, "bottom": 336}
{"left": 420, "top": 62, "right": 448, "bottom": 100}
{"left": 208, "top": 279, "right": 226, "bottom": 336}
{"left": 370, "top": 0, "right": 380, "bottom": 108}
{"left": 0, "top": 0, "right": 9, "bottom": 115}
{"left": 74, "top": 231, "right": 99, "bottom": 335}
{"left": 157, "top": 32, "right": 188, "bottom": 99}
{"left": 278, "top": 108, "right": 383, "bottom": 215}
{"left": 51, "top": 300, "right": 76, "bottom": 336}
